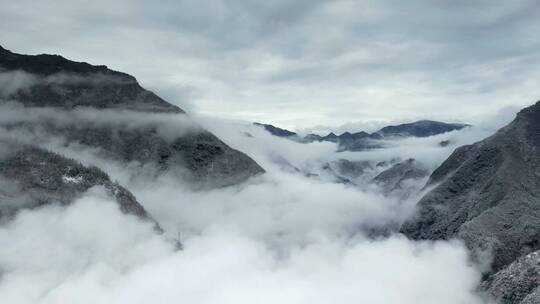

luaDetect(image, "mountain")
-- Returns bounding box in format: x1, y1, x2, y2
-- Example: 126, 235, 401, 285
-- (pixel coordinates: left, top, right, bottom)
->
371, 158, 429, 196
0, 46, 264, 187
0, 142, 160, 228
0, 45, 181, 113
400, 101, 540, 303
377, 120, 469, 138
254, 120, 468, 151
481, 250, 540, 304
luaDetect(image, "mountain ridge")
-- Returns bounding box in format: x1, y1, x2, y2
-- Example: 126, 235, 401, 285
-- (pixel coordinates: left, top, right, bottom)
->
254, 120, 469, 151
0, 45, 183, 113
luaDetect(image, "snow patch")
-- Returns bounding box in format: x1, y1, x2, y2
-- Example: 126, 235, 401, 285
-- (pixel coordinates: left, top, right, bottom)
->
63, 175, 84, 184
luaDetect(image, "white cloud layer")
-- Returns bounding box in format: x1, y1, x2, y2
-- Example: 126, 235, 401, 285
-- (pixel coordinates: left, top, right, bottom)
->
0, 104, 517, 303
0, 189, 486, 304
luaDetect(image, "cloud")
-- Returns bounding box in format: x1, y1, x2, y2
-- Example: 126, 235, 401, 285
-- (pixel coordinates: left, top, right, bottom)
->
1, 0, 539, 128
0, 105, 507, 241
0, 70, 135, 97
197, 111, 514, 177
0, 2, 530, 301
0, 104, 503, 303
0, 190, 485, 304
0, 187, 175, 304
3, 106, 505, 244
0, 103, 202, 144
0, 70, 38, 97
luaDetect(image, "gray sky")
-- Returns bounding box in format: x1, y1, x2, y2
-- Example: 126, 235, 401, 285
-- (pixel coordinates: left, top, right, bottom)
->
1, 0, 540, 130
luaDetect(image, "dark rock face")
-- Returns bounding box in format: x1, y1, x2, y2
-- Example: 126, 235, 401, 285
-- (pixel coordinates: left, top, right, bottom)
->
0, 46, 264, 187
400, 102, 540, 294
377, 120, 469, 138
0, 143, 156, 227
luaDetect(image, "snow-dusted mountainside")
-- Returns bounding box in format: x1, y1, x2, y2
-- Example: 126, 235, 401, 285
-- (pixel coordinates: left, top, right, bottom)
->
0, 142, 159, 228
401, 101, 540, 303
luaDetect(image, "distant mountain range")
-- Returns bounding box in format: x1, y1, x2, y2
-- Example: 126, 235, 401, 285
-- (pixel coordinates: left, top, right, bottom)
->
254, 120, 469, 151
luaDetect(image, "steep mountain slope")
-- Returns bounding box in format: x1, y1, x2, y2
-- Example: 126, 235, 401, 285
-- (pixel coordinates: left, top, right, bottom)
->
0, 142, 159, 228
0, 46, 264, 187
401, 101, 540, 277
481, 249, 540, 304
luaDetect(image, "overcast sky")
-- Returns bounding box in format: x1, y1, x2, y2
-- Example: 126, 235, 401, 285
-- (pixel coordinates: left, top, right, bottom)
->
1, 0, 540, 130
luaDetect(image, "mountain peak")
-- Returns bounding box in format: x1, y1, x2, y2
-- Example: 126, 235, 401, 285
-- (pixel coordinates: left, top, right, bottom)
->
0, 46, 128, 78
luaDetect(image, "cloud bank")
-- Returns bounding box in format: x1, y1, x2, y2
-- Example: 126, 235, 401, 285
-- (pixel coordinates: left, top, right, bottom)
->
1, 0, 539, 128
0, 101, 515, 303
0, 188, 486, 304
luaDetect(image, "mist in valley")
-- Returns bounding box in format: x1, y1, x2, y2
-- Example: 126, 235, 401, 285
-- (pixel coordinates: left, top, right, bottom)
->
0, 100, 517, 303
1, 1, 539, 302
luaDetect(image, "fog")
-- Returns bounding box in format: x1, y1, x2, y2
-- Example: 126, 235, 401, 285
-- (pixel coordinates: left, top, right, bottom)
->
0, 70, 133, 97
0, 105, 514, 303
0, 103, 202, 145
0, 189, 485, 304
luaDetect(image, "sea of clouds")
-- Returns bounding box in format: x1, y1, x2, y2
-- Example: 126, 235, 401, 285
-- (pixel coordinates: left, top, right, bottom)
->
0, 103, 518, 304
